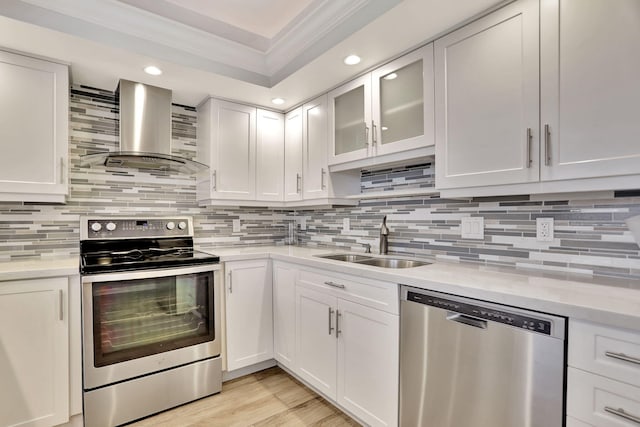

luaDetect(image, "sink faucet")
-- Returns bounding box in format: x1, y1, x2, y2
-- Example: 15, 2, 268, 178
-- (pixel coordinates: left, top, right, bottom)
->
363, 243, 371, 253
379, 215, 389, 254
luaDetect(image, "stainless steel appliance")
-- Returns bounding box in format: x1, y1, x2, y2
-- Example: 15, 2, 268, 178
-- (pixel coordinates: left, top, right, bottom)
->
80, 217, 221, 427
400, 286, 566, 427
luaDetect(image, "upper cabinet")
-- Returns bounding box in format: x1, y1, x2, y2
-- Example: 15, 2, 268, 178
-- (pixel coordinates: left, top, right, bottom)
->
436, 0, 640, 196
435, 0, 540, 190
256, 109, 285, 202
284, 107, 303, 202
0, 50, 69, 203
197, 99, 257, 202
328, 45, 435, 171
540, 0, 640, 182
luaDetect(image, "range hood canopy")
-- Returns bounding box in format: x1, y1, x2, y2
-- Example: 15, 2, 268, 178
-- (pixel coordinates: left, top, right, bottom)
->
81, 79, 208, 174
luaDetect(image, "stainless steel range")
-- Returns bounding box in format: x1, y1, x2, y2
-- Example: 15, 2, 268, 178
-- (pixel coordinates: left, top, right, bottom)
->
79, 217, 221, 427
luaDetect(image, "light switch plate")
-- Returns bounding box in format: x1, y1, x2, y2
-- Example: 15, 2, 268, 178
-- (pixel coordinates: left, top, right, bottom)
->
461, 217, 484, 239
299, 217, 306, 231
343, 218, 350, 232
232, 219, 241, 233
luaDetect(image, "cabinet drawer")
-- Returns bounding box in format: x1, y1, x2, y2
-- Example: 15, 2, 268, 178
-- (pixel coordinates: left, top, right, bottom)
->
568, 368, 640, 427
297, 268, 398, 315
569, 320, 640, 387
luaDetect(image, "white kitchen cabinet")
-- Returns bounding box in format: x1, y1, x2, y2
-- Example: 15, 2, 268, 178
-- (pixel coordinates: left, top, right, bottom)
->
0, 49, 68, 203
435, 0, 540, 190
540, 0, 640, 182
224, 260, 273, 371
567, 319, 640, 427
0, 277, 69, 427
328, 45, 434, 171
302, 95, 330, 200
256, 109, 284, 202
295, 268, 399, 427
197, 98, 257, 202
272, 261, 297, 369
284, 107, 303, 202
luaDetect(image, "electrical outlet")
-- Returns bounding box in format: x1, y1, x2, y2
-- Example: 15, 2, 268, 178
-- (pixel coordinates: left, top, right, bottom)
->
461, 217, 484, 239
536, 217, 554, 241
343, 217, 350, 232
232, 219, 241, 233
299, 217, 307, 231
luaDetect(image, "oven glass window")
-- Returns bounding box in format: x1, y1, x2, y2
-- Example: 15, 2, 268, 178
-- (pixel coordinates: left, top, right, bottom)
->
92, 271, 214, 367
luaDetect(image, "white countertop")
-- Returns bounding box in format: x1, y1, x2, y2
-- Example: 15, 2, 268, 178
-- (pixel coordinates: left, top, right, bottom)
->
0, 256, 79, 282
201, 245, 640, 330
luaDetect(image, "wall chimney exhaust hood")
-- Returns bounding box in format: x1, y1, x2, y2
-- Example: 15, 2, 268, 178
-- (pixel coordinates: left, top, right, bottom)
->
81, 79, 208, 174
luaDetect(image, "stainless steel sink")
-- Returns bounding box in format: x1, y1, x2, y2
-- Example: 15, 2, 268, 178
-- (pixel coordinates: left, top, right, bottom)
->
354, 258, 431, 268
315, 253, 373, 262
314, 253, 430, 268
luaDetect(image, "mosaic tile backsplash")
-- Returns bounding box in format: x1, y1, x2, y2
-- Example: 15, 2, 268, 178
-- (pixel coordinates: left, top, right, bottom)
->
1, 84, 639, 281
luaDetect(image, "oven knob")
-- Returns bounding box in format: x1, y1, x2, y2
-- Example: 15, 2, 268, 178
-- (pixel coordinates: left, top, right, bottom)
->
91, 222, 102, 232
178, 221, 187, 230
166, 221, 176, 230
106, 222, 117, 232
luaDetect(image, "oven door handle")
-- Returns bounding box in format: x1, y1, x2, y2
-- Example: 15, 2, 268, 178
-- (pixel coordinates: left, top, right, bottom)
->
81, 264, 221, 284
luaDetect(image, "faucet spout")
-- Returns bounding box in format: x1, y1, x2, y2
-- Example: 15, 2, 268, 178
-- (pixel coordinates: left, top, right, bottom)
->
379, 215, 389, 255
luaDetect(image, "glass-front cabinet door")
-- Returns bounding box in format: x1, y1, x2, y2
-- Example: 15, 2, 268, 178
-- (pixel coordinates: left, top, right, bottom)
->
328, 74, 372, 165
372, 43, 435, 156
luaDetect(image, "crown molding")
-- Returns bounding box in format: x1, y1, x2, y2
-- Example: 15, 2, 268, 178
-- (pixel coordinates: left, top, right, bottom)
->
3, 0, 399, 87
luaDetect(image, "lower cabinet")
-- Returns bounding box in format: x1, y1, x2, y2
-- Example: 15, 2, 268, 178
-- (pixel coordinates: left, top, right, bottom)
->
295, 268, 399, 427
272, 261, 298, 370
0, 277, 69, 427
224, 259, 273, 371
567, 319, 640, 427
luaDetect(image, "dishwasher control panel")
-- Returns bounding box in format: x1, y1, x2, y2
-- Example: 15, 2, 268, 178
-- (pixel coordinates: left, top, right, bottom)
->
406, 290, 552, 335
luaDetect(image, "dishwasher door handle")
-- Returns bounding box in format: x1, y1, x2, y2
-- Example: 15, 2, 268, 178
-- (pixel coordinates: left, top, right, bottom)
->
446, 313, 488, 329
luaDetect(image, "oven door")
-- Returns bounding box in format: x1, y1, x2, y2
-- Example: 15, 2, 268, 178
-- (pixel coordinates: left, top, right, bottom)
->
82, 264, 221, 390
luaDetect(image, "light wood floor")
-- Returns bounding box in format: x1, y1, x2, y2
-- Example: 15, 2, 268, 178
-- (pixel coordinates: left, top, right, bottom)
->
129, 367, 361, 427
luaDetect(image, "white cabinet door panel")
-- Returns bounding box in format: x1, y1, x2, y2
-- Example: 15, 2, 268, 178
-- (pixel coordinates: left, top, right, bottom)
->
0, 277, 69, 427
256, 109, 284, 201
435, 0, 540, 189
225, 260, 273, 371
541, 0, 640, 181
273, 262, 297, 369
296, 286, 337, 399
337, 299, 399, 427
302, 95, 329, 199
284, 108, 303, 202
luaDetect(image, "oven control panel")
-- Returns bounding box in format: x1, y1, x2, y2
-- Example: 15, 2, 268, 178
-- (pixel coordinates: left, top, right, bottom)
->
81, 217, 192, 239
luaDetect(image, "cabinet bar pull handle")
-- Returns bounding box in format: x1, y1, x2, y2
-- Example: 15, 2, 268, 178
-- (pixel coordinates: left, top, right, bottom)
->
364, 123, 370, 147
526, 128, 533, 168
336, 310, 342, 338
605, 351, 640, 365
59, 289, 64, 321
212, 170, 217, 191
228, 270, 233, 293
544, 124, 551, 166
321, 168, 326, 190
60, 157, 65, 184
604, 407, 640, 424
328, 307, 334, 335
324, 281, 345, 289
296, 173, 301, 193
372, 120, 377, 146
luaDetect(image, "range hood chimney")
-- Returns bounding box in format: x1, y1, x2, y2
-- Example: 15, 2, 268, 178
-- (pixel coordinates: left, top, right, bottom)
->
81, 79, 207, 174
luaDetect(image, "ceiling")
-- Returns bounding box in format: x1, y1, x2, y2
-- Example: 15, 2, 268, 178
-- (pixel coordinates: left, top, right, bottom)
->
0, 0, 502, 109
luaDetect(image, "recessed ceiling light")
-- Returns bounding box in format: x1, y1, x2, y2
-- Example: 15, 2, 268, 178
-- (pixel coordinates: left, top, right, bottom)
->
271, 98, 285, 105
381, 126, 389, 131
144, 65, 162, 76
383, 73, 398, 80
343, 55, 361, 65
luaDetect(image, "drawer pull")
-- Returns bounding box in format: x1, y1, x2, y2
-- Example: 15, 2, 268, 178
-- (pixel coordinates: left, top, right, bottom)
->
605, 407, 640, 425
324, 281, 345, 289
605, 351, 640, 366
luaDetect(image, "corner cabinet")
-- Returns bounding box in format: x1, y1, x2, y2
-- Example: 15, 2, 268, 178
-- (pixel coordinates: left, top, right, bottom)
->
0, 276, 69, 427
256, 109, 285, 202
224, 260, 274, 372
328, 45, 435, 171
436, 0, 640, 197
272, 261, 297, 370
0, 50, 69, 203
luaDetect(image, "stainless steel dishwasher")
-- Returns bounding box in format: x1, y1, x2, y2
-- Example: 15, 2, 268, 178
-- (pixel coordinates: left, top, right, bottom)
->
400, 286, 566, 427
